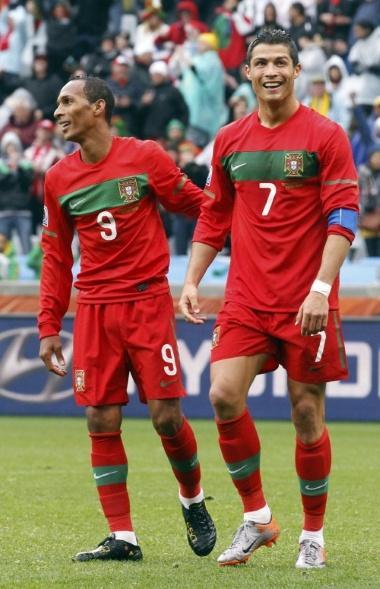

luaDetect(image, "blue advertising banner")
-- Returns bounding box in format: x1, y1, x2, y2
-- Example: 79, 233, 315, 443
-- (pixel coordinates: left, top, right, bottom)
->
0, 316, 379, 421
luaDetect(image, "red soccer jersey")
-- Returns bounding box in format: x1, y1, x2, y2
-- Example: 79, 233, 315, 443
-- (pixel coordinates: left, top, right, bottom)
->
38, 136, 204, 338
194, 105, 359, 312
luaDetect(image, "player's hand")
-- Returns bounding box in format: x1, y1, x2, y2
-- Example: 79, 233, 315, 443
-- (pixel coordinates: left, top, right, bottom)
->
39, 335, 67, 377
295, 291, 329, 336
179, 283, 206, 324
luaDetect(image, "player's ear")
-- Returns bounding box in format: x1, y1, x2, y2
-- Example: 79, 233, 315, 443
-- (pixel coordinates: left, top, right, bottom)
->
93, 98, 106, 117
293, 62, 302, 80
245, 63, 252, 81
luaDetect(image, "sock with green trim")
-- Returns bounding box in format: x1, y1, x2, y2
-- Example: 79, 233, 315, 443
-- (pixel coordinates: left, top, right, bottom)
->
216, 408, 266, 512
160, 418, 201, 499
296, 428, 331, 532
90, 430, 133, 533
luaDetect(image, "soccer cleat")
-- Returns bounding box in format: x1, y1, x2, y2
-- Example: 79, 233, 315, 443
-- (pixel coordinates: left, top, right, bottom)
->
217, 518, 280, 566
72, 534, 143, 562
182, 500, 217, 556
295, 540, 326, 569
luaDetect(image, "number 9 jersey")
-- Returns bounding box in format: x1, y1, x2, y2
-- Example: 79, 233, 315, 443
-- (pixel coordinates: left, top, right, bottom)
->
38, 136, 204, 339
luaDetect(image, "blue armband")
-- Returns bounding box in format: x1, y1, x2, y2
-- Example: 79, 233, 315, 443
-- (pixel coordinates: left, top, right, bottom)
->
327, 208, 358, 233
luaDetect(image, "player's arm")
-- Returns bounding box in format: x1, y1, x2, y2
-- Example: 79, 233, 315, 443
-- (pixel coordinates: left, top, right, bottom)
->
38, 172, 75, 376
296, 125, 359, 336
149, 141, 205, 217
179, 135, 234, 323
295, 234, 350, 336
179, 242, 219, 323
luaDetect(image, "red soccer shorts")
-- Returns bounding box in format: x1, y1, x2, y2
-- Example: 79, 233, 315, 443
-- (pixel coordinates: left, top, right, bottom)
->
72, 293, 186, 406
210, 301, 348, 383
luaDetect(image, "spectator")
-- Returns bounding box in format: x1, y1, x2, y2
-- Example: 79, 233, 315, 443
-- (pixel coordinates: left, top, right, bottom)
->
44, 0, 79, 78
155, 1, 208, 50
212, 0, 253, 75
324, 54, 353, 131
20, 0, 47, 77
0, 232, 19, 279
350, 94, 380, 167
24, 119, 64, 232
295, 32, 327, 101
0, 131, 33, 254
348, 21, 380, 109
304, 75, 341, 123
166, 118, 187, 148
0, 89, 38, 148
106, 55, 147, 136
288, 2, 315, 49
134, 5, 169, 58
139, 60, 189, 140
317, 0, 359, 51
228, 62, 257, 113
74, 0, 114, 56
254, 2, 282, 35
80, 33, 119, 79
22, 51, 62, 120
172, 141, 208, 254
179, 32, 228, 140
358, 144, 380, 256
0, 3, 27, 82
133, 43, 154, 87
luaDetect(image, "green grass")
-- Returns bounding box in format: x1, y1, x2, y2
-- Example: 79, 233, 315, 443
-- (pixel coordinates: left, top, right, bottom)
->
0, 418, 379, 589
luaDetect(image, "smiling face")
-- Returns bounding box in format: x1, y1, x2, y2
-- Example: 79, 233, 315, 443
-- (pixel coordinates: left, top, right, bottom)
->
54, 80, 98, 143
246, 43, 301, 107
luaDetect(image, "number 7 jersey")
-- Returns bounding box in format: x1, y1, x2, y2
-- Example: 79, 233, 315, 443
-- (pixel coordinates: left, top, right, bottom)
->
38, 136, 204, 339
193, 105, 359, 312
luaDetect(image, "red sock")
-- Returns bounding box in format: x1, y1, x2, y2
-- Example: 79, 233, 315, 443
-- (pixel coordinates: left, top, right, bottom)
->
217, 408, 266, 512
160, 418, 201, 498
90, 430, 133, 532
295, 428, 331, 531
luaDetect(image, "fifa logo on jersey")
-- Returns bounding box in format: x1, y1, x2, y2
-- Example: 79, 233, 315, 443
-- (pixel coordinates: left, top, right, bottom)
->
74, 369, 85, 392
42, 205, 49, 227
284, 152, 303, 177
118, 177, 140, 204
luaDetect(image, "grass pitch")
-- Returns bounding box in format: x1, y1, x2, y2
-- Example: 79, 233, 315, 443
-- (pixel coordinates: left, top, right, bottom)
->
0, 417, 379, 589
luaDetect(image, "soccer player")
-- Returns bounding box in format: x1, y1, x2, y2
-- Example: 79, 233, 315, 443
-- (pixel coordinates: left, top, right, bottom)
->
179, 29, 359, 569
38, 76, 216, 562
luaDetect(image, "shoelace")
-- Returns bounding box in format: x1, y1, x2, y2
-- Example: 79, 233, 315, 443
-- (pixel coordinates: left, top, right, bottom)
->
230, 522, 253, 549
302, 541, 320, 564
190, 503, 212, 533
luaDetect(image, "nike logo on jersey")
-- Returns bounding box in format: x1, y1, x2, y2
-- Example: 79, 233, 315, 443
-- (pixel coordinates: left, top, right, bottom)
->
94, 470, 118, 480
70, 198, 85, 209
231, 162, 247, 171
305, 482, 328, 492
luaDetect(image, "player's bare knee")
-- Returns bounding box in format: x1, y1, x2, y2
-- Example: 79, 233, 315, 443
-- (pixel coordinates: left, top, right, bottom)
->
292, 398, 321, 435
209, 385, 238, 420
86, 405, 122, 432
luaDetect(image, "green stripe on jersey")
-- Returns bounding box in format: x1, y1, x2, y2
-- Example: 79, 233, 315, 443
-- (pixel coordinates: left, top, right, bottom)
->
59, 174, 149, 216
226, 452, 260, 480
93, 464, 128, 487
299, 477, 329, 496
222, 150, 319, 182
169, 453, 199, 473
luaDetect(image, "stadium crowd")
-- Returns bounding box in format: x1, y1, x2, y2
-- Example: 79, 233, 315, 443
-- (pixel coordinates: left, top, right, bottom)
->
1, 0, 380, 280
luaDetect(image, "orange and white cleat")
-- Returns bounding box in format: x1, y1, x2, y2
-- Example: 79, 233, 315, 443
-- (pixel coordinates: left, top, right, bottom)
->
217, 518, 280, 566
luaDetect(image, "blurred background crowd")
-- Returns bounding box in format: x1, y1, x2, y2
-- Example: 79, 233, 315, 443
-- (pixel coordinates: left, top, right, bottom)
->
1, 0, 380, 281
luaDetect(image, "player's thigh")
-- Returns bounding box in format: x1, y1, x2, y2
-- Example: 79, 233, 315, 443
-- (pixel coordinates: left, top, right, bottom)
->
73, 303, 129, 406
127, 293, 185, 403
210, 354, 270, 407
279, 310, 348, 383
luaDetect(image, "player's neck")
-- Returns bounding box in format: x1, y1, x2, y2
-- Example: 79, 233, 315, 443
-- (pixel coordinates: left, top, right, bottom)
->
79, 129, 113, 164
257, 97, 300, 129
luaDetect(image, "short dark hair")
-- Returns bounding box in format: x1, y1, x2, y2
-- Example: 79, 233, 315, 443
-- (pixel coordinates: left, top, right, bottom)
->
246, 28, 299, 67
70, 75, 115, 124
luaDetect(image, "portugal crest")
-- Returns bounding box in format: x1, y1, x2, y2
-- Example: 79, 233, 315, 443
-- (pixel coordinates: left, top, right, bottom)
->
284, 152, 304, 177
74, 369, 85, 392
118, 177, 140, 204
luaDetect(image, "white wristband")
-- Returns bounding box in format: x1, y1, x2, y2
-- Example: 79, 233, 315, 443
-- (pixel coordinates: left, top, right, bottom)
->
310, 279, 331, 297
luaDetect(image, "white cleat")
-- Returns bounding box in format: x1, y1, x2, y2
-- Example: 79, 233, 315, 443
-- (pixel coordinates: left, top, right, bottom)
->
217, 518, 280, 566
295, 540, 326, 569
